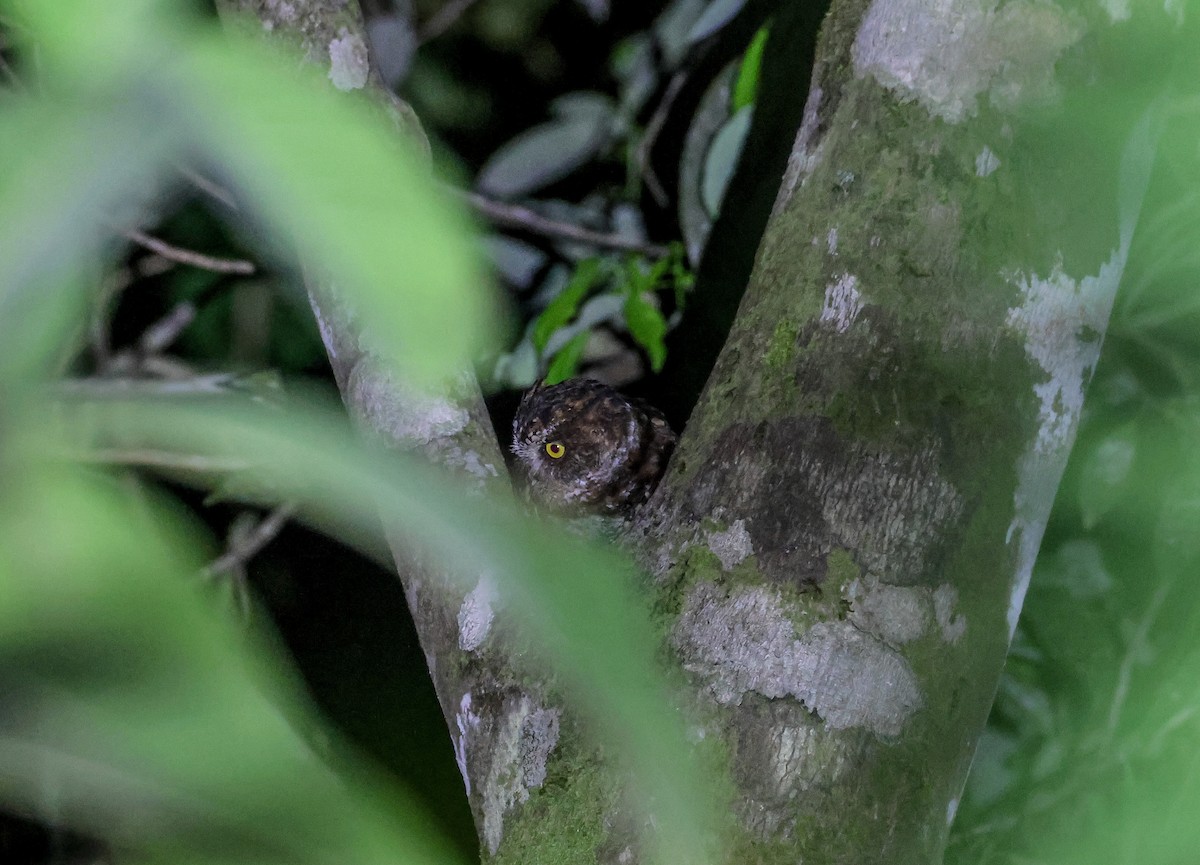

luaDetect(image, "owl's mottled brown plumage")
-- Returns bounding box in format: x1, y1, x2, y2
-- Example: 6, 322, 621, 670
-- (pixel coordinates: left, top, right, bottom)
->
511, 378, 676, 515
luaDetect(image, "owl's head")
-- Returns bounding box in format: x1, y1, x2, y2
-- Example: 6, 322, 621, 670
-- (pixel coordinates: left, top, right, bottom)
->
510, 378, 675, 515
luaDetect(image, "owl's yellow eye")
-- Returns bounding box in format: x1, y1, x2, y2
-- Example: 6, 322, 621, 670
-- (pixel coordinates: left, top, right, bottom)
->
545, 441, 566, 459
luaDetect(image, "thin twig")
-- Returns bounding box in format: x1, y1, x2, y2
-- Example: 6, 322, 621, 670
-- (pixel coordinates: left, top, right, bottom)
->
178, 167, 241, 211
461, 190, 670, 258
1106, 581, 1171, 739
138, 301, 198, 356
124, 229, 256, 275
636, 71, 688, 208
206, 503, 298, 579
418, 0, 483, 43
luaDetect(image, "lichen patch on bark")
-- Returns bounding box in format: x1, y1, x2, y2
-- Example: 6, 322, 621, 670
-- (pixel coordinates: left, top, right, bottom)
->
819, 272, 863, 333
348, 359, 470, 444
458, 693, 564, 855
676, 582, 922, 737
327, 27, 369, 90
852, 0, 1082, 123
704, 519, 754, 571
458, 575, 496, 651
846, 577, 929, 646
1004, 247, 1123, 634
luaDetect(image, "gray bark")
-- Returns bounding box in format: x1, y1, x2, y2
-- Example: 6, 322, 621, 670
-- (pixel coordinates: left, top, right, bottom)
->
215, 0, 1148, 862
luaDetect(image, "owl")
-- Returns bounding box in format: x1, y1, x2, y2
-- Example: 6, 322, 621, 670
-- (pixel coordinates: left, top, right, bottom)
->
511, 378, 676, 515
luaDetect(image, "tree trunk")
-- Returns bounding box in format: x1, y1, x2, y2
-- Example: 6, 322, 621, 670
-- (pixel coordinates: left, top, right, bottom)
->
627, 0, 1147, 860
217, 0, 1149, 861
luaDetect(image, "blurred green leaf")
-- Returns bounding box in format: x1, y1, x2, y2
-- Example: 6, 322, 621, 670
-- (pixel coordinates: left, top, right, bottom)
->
0, 464, 460, 865
544, 330, 590, 384
180, 31, 492, 383
0, 96, 174, 385
702, 105, 751, 219
1077, 423, 1137, 529
531, 257, 601, 351
624, 289, 668, 372
43, 393, 725, 864
731, 27, 768, 111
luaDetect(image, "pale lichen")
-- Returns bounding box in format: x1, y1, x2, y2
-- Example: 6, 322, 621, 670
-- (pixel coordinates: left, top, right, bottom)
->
478, 696, 563, 855
704, 519, 754, 571
846, 577, 929, 646
676, 583, 922, 737
1004, 247, 1123, 634
328, 27, 369, 91
454, 692, 481, 795
457, 575, 496, 652
975, 145, 1001, 177
852, 0, 1083, 123
820, 273, 863, 334
348, 360, 470, 445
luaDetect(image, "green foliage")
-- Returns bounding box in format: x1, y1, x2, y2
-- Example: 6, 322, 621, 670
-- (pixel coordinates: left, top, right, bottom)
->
0, 2, 723, 863
496, 244, 690, 387
731, 26, 768, 111
947, 19, 1200, 862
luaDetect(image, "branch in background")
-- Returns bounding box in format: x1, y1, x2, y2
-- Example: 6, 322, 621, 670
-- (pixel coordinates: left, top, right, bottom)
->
205, 502, 298, 579
124, 229, 257, 275
138, 301, 198, 356
637, 71, 688, 208
462, 189, 671, 258
178, 167, 242, 211
418, 0, 483, 43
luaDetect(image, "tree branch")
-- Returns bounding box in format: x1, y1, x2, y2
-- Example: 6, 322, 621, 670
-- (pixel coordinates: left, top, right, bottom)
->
462, 189, 670, 257
123, 229, 256, 275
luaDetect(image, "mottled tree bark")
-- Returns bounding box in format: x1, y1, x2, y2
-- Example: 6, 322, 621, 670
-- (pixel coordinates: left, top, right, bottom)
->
215, 0, 1150, 862
626, 0, 1146, 860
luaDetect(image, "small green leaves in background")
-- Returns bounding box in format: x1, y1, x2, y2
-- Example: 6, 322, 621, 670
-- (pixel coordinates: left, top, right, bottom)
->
544, 331, 591, 385
496, 245, 689, 387
947, 33, 1200, 863
624, 257, 672, 372
532, 258, 603, 352
1076, 422, 1138, 530
731, 26, 768, 111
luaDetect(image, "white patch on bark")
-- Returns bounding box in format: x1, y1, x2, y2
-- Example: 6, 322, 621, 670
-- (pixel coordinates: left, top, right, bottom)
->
933, 583, 967, 643
676, 583, 923, 737
1004, 248, 1125, 635
705, 519, 754, 570
947, 796, 960, 824
774, 84, 825, 215
820, 273, 864, 333
518, 708, 561, 789
846, 577, 929, 646
444, 446, 502, 492
328, 28, 369, 91
349, 360, 470, 445
975, 146, 1001, 177
480, 697, 562, 855
852, 0, 1083, 123
458, 575, 496, 651
827, 226, 839, 255
454, 692, 481, 795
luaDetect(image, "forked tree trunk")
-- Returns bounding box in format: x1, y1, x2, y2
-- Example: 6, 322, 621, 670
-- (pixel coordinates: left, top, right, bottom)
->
217, 0, 1148, 861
